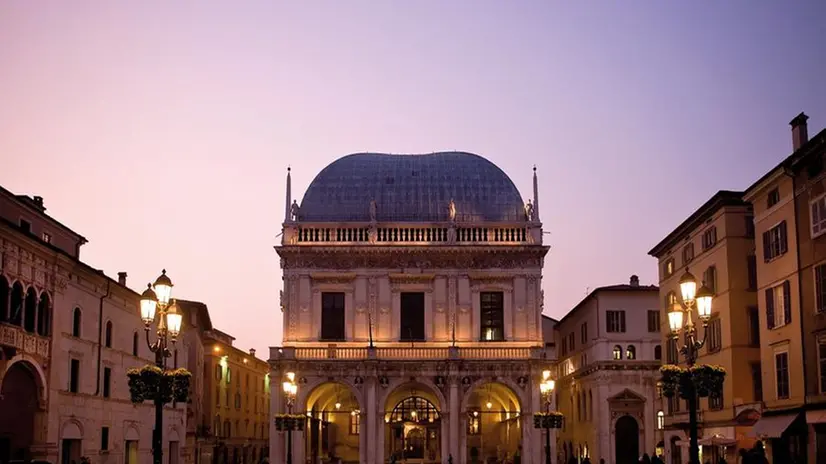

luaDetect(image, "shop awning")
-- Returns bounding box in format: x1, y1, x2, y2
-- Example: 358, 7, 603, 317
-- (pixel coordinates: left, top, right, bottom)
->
805, 410, 826, 424
749, 413, 799, 438
699, 434, 738, 446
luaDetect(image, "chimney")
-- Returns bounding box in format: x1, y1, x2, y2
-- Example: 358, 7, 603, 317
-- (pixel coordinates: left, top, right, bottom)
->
791, 112, 809, 151
117, 272, 127, 286
32, 196, 44, 207
249, 348, 256, 357
630, 275, 640, 287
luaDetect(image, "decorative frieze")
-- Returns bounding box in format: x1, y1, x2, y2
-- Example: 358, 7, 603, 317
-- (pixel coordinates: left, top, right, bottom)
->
309, 272, 357, 284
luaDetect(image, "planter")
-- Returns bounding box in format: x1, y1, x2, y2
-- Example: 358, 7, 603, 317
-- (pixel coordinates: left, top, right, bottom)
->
659, 365, 685, 398
274, 414, 306, 432
659, 364, 726, 399
533, 412, 564, 429
690, 364, 726, 398
126, 364, 190, 404
166, 368, 192, 402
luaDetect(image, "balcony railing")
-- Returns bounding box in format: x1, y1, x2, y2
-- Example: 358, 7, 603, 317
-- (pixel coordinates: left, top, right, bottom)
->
0, 322, 50, 359
271, 345, 546, 361
283, 222, 536, 245
664, 410, 703, 428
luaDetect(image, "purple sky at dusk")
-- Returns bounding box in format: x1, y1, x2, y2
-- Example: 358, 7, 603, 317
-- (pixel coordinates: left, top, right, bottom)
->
2, 1, 825, 357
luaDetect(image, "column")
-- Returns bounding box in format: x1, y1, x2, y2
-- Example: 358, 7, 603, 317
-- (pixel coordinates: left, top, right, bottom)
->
366, 379, 378, 464
270, 373, 283, 463
449, 376, 460, 461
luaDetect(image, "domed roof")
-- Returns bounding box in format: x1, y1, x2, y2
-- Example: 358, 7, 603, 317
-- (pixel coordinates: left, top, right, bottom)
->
298, 152, 526, 222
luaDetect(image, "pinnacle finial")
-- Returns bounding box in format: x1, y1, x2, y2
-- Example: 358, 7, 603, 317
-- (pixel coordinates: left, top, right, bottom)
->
287, 166, 291, 172
533, 165, 537, 172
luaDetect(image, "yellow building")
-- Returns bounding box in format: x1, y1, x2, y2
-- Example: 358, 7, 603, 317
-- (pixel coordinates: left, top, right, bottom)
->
203, 329, 270, 464
649, 190, 761, 463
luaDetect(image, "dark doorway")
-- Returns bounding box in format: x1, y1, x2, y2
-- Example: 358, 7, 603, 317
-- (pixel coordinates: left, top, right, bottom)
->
400, 292, 425, 341
614, 415, 640, 464
0, 362, 39, 462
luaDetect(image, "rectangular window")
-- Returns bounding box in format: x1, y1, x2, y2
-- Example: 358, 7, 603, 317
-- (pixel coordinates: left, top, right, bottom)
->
709, 392, 723, 410
775, 351, 790, 399
812, 195, 826, 238
751, 362, 763, 402
819, 338, 826, 394
69, 359, 80, 393
816, 264, 826, 313
747, 255, 758, 290
663, 259, 675, 278
568, 333, 575, 352
101, 427, 109, 450
707, 318, 722, 353
580, 322, 587, 344
748, 306, 760, 346
703, 266, 717, 294
400, 292, 425, 341
768, 188, 780, 208
702, 227, 717, 250
320, 292, 346, 341
103, 367, 111, 398
766, 281, 792, 329
215, 364, 222, 380
479, 292, 504, 341
19, 219, 31, 233
216, 386, 221, 406
606, 310, 626, 333
682, 243, 695, 265
763, 221, 788, 261
667, 339, 678, 364
745, 215, 755, 237
647, 310, 660, 332
349, 411, 360, 435
42, 232, 52, 244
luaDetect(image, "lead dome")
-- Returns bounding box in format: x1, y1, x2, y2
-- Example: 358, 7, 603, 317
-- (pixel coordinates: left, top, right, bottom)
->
297, 152, 527, 222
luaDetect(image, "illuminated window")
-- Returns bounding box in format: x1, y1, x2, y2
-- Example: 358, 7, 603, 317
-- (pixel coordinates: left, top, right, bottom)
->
480, 292, 504, 341
657, 411, 664, 430
612, 345, 622, 360
626, 345, 636, 360
349, 410, 361, 435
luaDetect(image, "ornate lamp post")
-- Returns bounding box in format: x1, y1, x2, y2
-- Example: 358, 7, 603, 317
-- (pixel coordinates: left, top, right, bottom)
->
281, 372, 298, 464
538, 370, 556, 464
139, 270, 184, 464
667, 269, 714, 464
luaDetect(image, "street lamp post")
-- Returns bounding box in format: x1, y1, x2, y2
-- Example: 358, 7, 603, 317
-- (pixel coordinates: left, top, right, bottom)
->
539, 370, 556, 464
282, 372, 298, 464
139, 270, 184, 464
667, 269, 714, 464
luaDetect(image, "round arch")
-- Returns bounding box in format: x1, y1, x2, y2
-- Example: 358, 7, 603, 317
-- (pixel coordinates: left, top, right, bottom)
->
378, 377, 447, 413
459, 378, 526, 413
61, 419, 84, 440
382, 380, 446, 463
0, 360, 43, 461
461, 380, 524, 464
300, 380, 364, 464
297, 378, 364, 412
4, 356, 48, 407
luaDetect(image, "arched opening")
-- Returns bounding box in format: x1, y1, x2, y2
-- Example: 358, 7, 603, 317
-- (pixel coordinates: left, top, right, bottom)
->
36, 292, 50, 336
654, 345, 662, 361
612, 345, 623, 360
0, 276, 9, 322
105, 321, 113, 348
305, 382, 361, 464
72, 308, 81, 337
626, 345, 636, 360
23, 288, 37, 333
0, 362, 41, 461
614, 415, 640, 464
384, 382, 442, 463
9, 282, 24, 326
464, 382, 522, 463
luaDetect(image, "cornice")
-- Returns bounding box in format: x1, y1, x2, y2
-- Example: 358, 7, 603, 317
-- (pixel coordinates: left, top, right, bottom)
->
388, 273, 436, 282
310, 272, 357, 283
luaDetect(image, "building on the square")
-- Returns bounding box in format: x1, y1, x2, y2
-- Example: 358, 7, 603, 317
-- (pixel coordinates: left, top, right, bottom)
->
649, 190, 762, 463
0, 187, 188, 463
551, 275, 661, 464
204, 329, 270, 464
270, 152, 554, 464
743, 112, 826, 463
177, 299, 215, 464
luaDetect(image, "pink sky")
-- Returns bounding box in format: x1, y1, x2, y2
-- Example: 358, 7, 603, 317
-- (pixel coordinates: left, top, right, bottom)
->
2, 1, 825, 357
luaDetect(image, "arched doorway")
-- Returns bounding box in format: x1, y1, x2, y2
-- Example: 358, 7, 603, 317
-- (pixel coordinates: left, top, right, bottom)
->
304, 382, 362, 464
462, 382, 523, 464
0, 362, 40, 461
615, 415, 640, 464
384, 383, 442, 463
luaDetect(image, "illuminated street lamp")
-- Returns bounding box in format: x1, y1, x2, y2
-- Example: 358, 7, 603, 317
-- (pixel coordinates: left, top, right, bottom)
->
139, 269, 184, 464
539, 370, 556, 464
282, 372, 298, 464
667, 269, 714, 464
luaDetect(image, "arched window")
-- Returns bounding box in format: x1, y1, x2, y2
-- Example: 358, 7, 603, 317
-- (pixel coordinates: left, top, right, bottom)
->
0, 276, 9, 323
23, 287, 37, 332
132, 332, 139, 356
588, 390, 593, 421
214, 415, 221, 437
390, 396, 440, 423
665, 291, 677, 308
612, 345, 622, 360
654, 345, 662, 360
657, 410, 665, 430
223, 420, 231, 438
37, 292, 51, 336
105, 321, 113, 348
626, 345, 637, 360
72, 307, 82, 337
9, 282, 24, 326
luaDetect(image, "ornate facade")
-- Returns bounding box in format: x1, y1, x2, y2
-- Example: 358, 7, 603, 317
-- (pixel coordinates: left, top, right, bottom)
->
0, 187, 188, 463
269, 152, 555, 464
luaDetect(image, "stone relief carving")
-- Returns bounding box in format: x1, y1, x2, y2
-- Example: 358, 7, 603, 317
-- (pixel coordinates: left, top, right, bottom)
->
287, 275, 299, 336
527, 275, 537, 334
278, 247, 546, 270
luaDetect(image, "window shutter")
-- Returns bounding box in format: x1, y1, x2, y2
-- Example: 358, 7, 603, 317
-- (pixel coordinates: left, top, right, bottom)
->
780, 221, 788, 254
783, 280, 792, 324
766, 288, 775, 329
813, 202, 820, 235
763, 231, 771, 261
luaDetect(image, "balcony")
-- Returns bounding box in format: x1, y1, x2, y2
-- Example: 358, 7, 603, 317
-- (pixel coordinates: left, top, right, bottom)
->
664, 410, 704, 428
270, 344, 547, 362
0, 322, 51, 359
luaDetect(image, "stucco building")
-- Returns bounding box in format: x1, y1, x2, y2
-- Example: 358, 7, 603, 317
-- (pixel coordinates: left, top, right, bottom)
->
203, 329, 270, 464
269, 152, 554, 464
0, 187, 188, 463
649, 190, 761, 464
551, 275, 661, 464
